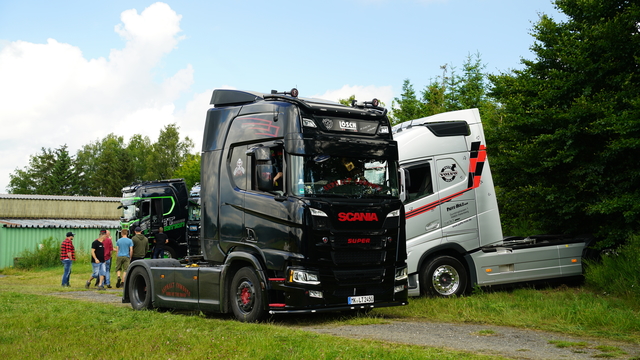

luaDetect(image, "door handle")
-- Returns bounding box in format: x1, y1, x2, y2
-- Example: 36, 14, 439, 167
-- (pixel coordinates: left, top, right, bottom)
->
246, 228, 257, 242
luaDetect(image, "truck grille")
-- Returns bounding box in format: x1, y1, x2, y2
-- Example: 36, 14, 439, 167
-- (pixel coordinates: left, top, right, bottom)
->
331, 251, 386, 265
333, 268, 385, 283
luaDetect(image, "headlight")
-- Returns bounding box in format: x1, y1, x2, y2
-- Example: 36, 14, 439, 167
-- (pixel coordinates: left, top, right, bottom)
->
386, 209, 400, 218
288, 269, 321, 285
395, 267, 408, 281
310, 208, 328, 217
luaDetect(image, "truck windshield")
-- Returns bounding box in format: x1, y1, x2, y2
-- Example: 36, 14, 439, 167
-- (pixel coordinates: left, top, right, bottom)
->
120, 193, 137, 221
289, 155, 399, 198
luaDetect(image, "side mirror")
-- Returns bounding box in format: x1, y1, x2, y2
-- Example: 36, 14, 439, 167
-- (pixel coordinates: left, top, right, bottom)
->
256, 164, 274, 192
399, 168, 407, 203
247, 146, 271, 161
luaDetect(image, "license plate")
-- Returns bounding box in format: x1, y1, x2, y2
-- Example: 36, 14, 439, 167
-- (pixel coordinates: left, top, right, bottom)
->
348, 295, 374, 305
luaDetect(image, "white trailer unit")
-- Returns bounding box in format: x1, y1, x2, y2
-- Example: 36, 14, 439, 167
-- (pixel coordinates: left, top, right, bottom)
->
394, 109, 590, 297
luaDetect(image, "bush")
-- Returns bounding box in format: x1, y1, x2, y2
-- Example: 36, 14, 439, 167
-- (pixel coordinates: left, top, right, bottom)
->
584, 234, 640, 300
14, 237, 61, 269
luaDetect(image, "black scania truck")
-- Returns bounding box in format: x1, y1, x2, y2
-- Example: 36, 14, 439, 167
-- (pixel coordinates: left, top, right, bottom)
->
123, 88, 408, 322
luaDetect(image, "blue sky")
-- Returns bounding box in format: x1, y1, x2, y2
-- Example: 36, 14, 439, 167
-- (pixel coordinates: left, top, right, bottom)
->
0, 0, 564, 193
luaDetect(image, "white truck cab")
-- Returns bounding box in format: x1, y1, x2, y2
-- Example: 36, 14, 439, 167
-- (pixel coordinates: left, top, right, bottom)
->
394, 109, 588, 297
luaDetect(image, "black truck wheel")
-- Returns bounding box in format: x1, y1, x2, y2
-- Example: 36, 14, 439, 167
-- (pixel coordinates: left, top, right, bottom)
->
129, 266, 153, 310
159, 246, 176, 259
421, 255, 468, 297
230, 267, 266, 323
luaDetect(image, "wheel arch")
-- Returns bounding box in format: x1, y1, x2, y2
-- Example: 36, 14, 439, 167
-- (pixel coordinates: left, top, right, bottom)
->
221, 251, 269, 314
415, 243, 477, 293
122, 259, 182, 305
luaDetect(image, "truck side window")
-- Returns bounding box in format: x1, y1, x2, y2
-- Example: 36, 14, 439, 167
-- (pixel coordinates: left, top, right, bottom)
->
404, 162, 433, 203
230, 146, 248, 190
271, 147, 284, 191
250, 144, 283, 194
141, 200, 151, 217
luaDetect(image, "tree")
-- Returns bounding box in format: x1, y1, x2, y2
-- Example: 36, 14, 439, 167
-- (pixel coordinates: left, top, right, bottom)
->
392, 53, 498, 124
174, 153, 201, 190
44, 145, 76, 195
391, 79, 425, 125
144, 124, 194, 181
488, 0, 640, 246
126, 134, 152, 183
95, 134, 135, 197
8, 145, 76, 195
338, 95, 356, 106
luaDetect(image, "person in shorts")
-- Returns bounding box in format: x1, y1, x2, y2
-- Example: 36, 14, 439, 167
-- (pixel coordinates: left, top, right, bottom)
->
86, 230, 107, 290
115, 229, 134, 289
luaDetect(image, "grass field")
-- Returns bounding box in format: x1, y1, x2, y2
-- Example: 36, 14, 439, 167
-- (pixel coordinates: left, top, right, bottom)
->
1, 264, 639, 359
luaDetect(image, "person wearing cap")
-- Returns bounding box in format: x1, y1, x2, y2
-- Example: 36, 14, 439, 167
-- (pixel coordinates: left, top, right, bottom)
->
60, 232, 76, 287
131, 226, 149, 262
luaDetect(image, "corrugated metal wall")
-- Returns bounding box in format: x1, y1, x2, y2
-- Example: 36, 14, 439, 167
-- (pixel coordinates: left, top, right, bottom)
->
0, 198, 120, 219
0, 227, 120, 269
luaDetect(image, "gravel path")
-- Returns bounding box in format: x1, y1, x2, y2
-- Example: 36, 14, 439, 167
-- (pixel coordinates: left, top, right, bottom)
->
304, 321, 640, 359
50, 289, 640, 360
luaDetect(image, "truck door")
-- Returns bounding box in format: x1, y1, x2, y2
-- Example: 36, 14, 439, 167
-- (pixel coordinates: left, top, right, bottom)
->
402, 160, 442, 272
244, 144, 292, 257
435, 154, 480, 252
219, 145, 247, 252
150, 198, 164, 234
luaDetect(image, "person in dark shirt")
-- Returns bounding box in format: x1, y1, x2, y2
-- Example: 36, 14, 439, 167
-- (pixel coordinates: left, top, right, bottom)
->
85, 230, 107, 290
152, 227, 169, 259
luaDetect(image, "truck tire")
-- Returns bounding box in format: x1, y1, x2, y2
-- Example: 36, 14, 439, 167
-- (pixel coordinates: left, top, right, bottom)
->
421, 255, 468, 297
159, 246, 176, 259
129, 266, 153, 310
230, 267, 266, 323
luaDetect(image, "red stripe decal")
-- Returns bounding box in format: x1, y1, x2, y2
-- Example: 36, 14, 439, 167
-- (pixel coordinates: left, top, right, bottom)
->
406, 142, 488, 220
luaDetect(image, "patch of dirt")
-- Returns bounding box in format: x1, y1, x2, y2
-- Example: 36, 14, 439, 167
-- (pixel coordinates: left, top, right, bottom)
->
49, 288, 129, 306
49, 289, 640, 360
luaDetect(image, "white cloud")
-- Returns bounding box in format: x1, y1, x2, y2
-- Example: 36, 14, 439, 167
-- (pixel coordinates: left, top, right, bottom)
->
312, 84, 395, 110
0, 2, 191, 193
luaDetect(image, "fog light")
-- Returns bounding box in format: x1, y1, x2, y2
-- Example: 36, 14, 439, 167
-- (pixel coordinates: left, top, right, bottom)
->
394, 285, 405, 293
308, 290, 323, 299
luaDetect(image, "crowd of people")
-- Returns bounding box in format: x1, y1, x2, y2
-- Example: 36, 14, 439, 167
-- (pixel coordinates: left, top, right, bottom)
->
59, 226, 152, 290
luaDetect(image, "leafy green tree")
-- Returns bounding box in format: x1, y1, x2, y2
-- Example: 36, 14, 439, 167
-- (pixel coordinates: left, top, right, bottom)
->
94, 134, 135, 197
144, 123, 194, 181
174, 153, 201, 190
126, 134, 152, 182
488, 0, 640, 246
338, 95, 356, 106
